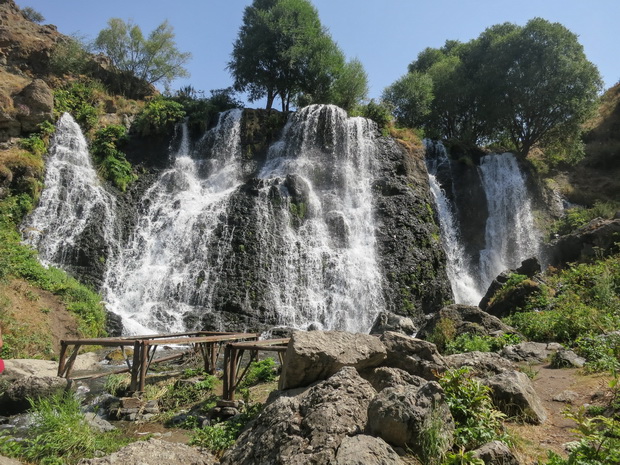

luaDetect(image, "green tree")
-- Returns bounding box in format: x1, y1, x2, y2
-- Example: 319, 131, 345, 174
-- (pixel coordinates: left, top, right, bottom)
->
330, 58, 369, 112
382, 72, 433, 128
485, 18, 602, 156
94, 18, 191, 89
228, 0, 359, 112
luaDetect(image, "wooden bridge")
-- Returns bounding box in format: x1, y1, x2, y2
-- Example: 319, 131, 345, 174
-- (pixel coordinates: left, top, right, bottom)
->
58, 331, 290, 400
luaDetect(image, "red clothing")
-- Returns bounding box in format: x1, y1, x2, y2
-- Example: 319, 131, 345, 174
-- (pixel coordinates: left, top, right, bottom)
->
0, 358, 4, 374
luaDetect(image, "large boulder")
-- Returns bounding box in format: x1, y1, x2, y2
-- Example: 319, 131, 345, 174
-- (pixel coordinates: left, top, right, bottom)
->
417, 304, 515, 340
501, 342, 564, 363
380, 331, 446, 380
222, 367, 378, 465
479, 257, 542, 313
483, 370, 547, 424
472, 440, 520, 465
13, 79, 54, 132
359, 366, 426, 393
1, 354, 101, 380
334, 435, 406, 465
278, 330, 387, 390
445, 351, 519, 376
369, 311, 417, 336
77, 438, 216, 465
367, 381, 454, 455
0, 375, 71, 414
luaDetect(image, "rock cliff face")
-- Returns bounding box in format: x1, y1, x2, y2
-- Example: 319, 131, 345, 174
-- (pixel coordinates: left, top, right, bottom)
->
53, 107, 451, 333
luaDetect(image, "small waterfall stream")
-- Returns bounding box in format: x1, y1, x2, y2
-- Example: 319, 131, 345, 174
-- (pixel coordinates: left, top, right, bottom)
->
426, 144, 540, 304
425, 143, 482, 305
21, 113, 118, 268
102, 110, 243, 334
478, 152, 539, 288
255, 105, 384, 332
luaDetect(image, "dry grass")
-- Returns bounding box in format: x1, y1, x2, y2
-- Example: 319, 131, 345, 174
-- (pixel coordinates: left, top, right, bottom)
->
389, 126, 424, 152
0, 69, 31, 112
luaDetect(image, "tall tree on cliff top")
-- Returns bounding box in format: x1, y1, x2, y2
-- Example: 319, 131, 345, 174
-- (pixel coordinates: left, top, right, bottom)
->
228, 0, 366, 112
94, 18, 191, 90
388, 18, 602, 159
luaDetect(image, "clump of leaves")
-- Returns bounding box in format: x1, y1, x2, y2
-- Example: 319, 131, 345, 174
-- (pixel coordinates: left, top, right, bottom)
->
133, 97, 185, 136
90, 124, 136, 191
445, 333, 522, 355
439, 367, 508, 450
158, 375, 217, 411
238, 358, 278, 389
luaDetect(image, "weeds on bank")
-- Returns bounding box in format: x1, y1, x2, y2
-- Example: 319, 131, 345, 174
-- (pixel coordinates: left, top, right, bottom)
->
0, 392, 132, 465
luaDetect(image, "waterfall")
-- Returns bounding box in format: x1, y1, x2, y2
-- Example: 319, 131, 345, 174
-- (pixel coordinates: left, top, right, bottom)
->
102, 110, 243, 334
478, 153, 539, 288
255, 105, 384, 332
426, 142, 482, 305
21, 113, 118, 268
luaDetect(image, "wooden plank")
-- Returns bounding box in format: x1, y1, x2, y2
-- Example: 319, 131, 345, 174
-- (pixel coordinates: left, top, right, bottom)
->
62, 344, 81, 379
57, 341, 68, 377
129, 341, 142, 392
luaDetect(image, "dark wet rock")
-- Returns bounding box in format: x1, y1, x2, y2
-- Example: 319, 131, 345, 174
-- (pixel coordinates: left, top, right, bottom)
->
0, 376, 71, 414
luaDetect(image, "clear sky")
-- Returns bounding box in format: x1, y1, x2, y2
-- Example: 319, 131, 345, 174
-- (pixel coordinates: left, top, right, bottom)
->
16, 0, 620, 107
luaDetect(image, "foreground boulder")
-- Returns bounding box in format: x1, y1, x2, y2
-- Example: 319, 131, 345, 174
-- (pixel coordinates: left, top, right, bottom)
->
77, 438, 216, 465
278, 331, 387, 390
359, 366, 426, 393
501, 342, 564, 363
367, 381, 454, 454
445, 351, 518, 376
222, 367, 379, 465
483, 370, 547, 424
0, 375, 71, 414
472, 440, 520, 465
380, 332, 446, 380
334, 435, 406, 465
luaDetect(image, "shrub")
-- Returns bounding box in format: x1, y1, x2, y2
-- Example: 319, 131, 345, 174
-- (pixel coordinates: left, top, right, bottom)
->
133, 98, 185, 136
21, 6, 45, 23
49, 36, 90, 76
90, 124, 136, 191
54, 81, 102, 131
439, 367, 508, 450
158, 375, 217, 411
352, 99, 393, 130
19, 135, 46, 157
238, 358, 278, 389
550, 200, 620, 237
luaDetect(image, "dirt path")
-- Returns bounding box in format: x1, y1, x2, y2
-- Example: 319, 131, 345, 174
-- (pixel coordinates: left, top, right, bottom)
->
509, 364, 612, 463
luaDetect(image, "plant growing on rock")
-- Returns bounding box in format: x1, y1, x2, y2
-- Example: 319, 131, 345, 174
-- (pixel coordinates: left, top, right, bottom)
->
90, 124, 136, 191
439, 367, 509, 450
133, 97, 185, 136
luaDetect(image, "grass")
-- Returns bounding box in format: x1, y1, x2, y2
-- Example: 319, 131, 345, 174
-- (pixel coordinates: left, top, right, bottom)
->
0, 392, 133, 465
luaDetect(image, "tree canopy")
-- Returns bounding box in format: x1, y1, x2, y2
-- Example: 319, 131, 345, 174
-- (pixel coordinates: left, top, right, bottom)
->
94, 18, 191, 90
385, 18, 602, 159
228, 0, 367, 112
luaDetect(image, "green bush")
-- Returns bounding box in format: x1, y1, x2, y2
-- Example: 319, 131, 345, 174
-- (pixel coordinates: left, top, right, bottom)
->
445, 333, 522, 355
575, 334, 620, 373
352, 99, 393, 130
550, 200, 620, 237
54, 82, 102, 131
49, 36, 90, 76
238, 358, 278, 389
172, 86, 242, 133
0, 392, 132, 464
90, 124, 136, 191
158, 376, 217, 411
19, 135, 46, 157
439, 367, 508, 450
133, 98, 185, 136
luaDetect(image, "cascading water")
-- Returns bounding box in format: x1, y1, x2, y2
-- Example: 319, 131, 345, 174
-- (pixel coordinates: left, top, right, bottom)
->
254, 105, 384, 332
102, 110, 244, 334
425, 142, 482, 305
21, 113, 118, 268
478, 152, 539, 288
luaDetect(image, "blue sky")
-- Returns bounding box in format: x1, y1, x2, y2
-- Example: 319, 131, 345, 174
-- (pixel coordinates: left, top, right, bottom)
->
17, 0, 620, 107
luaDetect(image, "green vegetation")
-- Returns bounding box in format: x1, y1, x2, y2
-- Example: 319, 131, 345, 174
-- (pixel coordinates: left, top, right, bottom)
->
237, 358, 278, 389
386, 18, 602, 161
133, 97, 185, 136
504, 254, 620, 346
549, 200, 620, 237
21, 6, 45, 23
228, 0, 367, 111
53, 81, 103, 131
0, 392, 133, 464
49, 35, 91, 76
94, 18, 191, 91
90, 124, 136, 191
158, 376, 218, 411
171, 86, 242, 133
439, 367, 509, 451
444, 333, 522, 355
